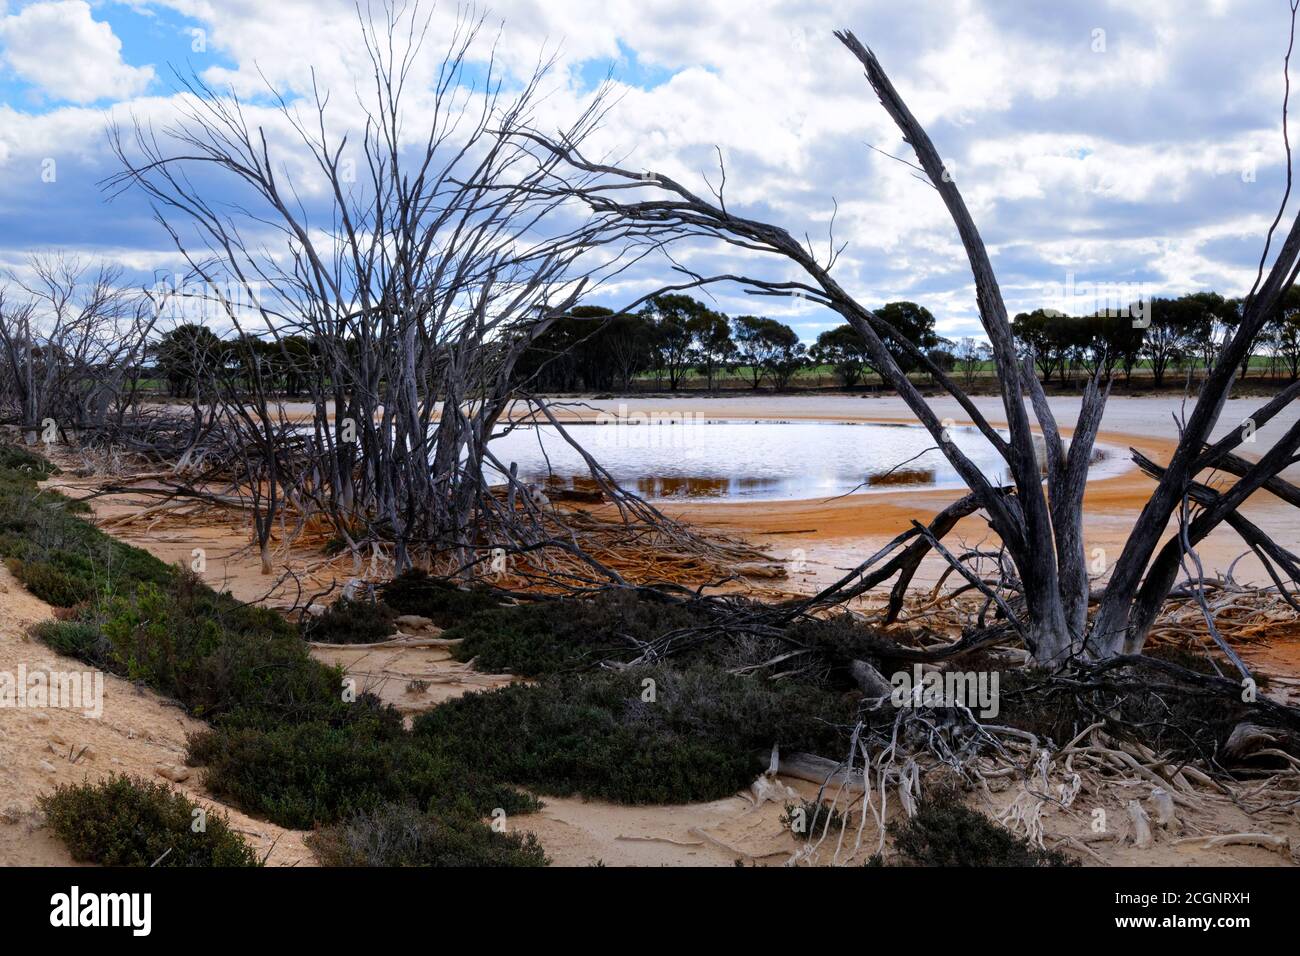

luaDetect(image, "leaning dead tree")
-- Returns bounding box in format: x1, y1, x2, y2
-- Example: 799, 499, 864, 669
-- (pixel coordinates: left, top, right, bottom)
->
99, 2, 740, 585
515, 19, 1300, 665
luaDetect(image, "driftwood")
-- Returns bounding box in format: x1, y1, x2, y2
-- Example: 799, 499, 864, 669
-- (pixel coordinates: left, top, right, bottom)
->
849, 659, 893, 700
1221, 722, 1296, 763
776, 752, 866, 794
1174, 833, 1296, 859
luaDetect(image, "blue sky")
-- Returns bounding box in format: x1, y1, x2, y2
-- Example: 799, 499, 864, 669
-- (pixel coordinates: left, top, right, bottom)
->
0, 0, 1297, 342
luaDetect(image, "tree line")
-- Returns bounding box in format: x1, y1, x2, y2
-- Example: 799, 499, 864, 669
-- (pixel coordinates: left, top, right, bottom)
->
513, 294, 946, 393
509, 288, 1300, 394
30, 283, 1300, 411
137, 285, 1300, 402
1010, 288, 1300, 388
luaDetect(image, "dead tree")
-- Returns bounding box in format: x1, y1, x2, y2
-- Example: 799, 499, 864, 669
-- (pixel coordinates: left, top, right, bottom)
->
103, 3, 619, 572
514, 18, 1300, 664
0, 254, 156, 441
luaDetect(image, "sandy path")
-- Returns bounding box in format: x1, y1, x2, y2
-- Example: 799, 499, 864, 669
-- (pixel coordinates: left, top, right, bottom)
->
309, 637, 516, 715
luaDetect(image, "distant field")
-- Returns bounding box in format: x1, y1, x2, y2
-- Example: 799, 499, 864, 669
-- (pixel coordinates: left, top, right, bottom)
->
623, 357, 1296, 393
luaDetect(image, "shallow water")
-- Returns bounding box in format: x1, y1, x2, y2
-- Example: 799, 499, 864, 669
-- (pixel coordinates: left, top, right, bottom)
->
486, 418, 1042, 502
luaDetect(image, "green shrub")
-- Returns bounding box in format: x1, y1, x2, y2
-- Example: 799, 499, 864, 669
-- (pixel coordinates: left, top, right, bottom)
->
65, 572, 346, 722
40, 774, 260, 867
447, 591, 708, 676
996, 666, 1261, 762
189, 715, 537, 829
308, 802, 547, 867
0, 443, 173, 610
29, 619, 106, 659
6, 557, 93, 606
887, 788, 1074, 867
379, 569, 504, 626
416, 664, 856, 804
303, 597, 396, 644
781, 614, 907, 690
1144, 642, 1220, 676
0, 444, 58, 476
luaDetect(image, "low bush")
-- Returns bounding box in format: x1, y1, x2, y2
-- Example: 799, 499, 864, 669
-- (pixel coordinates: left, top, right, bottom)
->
39, 774, 261, 867
308, 802, 547, 867
6, 556, 96, 607
781, 614, 909, 689
29, 619, 107, 659
189, 715, 537, 829
302, 597, 396, 645
379, 569, 504, 626
1144, 642, 1221, 676
63, 572, 347, 722
887, 787, 1074, 867
0, 443, 58, 477
416, 664, 856, 804
0, 454, 173, 606
0, 445, 369, 726
447, 591, 708, 676
996, 665, 1264, 762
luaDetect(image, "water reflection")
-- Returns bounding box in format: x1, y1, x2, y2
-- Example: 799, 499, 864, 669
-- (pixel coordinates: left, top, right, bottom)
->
486, 419, 1015, 502
867, 467, 936, 488
636, 476, 736, 498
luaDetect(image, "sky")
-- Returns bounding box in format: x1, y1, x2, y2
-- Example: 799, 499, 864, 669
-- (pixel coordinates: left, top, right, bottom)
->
0, 0, 1296, 343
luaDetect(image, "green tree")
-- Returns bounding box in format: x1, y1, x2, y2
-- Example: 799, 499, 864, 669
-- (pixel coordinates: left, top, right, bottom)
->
1141, 297, 1210, 388
732, 315, 805, 390
1077, 311, 1145, 381
872, 301, 940, 376
811, 324, 871, 387
1012, 309, 1078, 385
690, 308, 734, 390
646, 295, 706, 390
1179, 291, 1236, 376
153, 324, 223, 398
1271, 285, 1300, 381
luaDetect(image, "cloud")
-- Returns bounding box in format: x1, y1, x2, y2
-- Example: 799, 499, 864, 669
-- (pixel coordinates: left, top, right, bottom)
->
1, 0, 1298, 342
0, 1, 154, 103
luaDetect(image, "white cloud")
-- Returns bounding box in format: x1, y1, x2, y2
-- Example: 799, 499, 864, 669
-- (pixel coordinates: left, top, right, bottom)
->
0, 1, 154, 103
0, 0, 1297, 341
